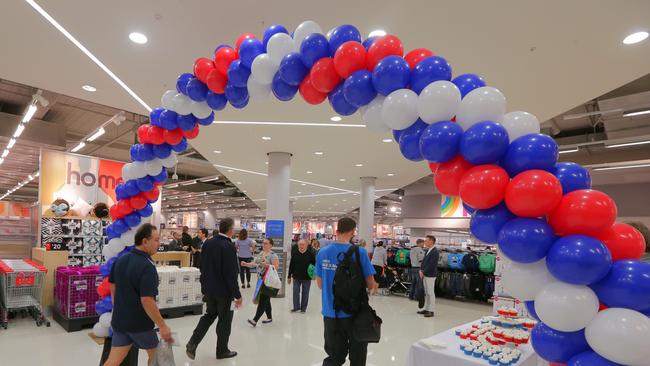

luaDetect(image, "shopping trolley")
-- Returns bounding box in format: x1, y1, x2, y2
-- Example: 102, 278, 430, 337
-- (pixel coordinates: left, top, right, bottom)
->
0, 259, 51, 328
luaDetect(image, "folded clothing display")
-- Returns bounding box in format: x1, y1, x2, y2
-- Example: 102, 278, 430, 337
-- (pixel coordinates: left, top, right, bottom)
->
156, 266, 202, 309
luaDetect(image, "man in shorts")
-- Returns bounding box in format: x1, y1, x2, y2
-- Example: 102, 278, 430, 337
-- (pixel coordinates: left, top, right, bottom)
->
104, 223, 173, 365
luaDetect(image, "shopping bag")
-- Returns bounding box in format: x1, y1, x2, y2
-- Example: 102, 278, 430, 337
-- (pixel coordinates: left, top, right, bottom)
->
260, 283, 280, 298
152, 340, 175, 366
252, 276, 264, 304
263, 265, 282, 289
352, 304, 383, 343
307, 264, 316, 279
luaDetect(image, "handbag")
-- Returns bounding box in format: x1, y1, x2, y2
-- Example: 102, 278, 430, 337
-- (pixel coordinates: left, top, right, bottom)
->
352, 304, 382, 343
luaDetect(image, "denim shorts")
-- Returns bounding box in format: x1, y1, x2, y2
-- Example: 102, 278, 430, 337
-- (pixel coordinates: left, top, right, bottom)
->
112, 328, 159, 350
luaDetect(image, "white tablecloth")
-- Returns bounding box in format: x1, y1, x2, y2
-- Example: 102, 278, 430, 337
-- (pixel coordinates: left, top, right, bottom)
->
406, 320, 547, 366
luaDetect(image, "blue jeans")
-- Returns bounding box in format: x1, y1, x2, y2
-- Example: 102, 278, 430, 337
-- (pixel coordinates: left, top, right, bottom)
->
292, 279, 311, 312
409, 267, 420, 300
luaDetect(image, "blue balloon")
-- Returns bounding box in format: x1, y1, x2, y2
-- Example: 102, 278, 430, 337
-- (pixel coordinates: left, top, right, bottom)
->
362, 36, 379, 50
159, 110, 178, 130
460, 121, 510, 165
106, 226, 119, 241
96, 296, 113, 315
206, 91, 227, 111
263, 24, 289, 51
112, 220, 129, 235
124, 212, 141, 228
225, 83, 249, 106
186, 78, 208, 102
498, 218, 557, 263
152, 168, 167, 183
393, 129, 404, 142
501, 133, 558, 177
229, 96, 249, 109
239, 38, 264, 69
419, 121, 463, 163
129, 145, 142, 162
140, 144, 155, 161
171, 138, 188, 153
124, 180, 140, 197
410, 56, 452, 94
342, 70, 376, 107
115, 183, 127, 201
149, 107, 164, 127
197, 111, 214, 126
552, 162, 591, 194
138, 204, 154, 218
399, 120, 427, 161
568, 351, 625, 366
176, 113, 196, 131
525, 301, 540, 321
546, 235, 612, 285
136, 176, 155, 192
152, 143, 172, 159
470, 203, 515, 244
279, 52, 309, 86
329, 24, 362, 54
328, 83, 358, 116
99, 258, 115, 277
462, 203, 476, 214
176, 73, 193, 94
271, 72, 299, 101
300, 33, 329, 68
452, 73, 486, 98
531, 323, 590, 363
591, 260, 650, 311
227, 60, 251, 88
372, 55, 410, 96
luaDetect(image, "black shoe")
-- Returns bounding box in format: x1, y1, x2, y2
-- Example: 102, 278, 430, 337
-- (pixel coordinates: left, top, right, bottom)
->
300, 310, 306, 314
216, 351, 238, 359
241, 284, 246, 289
247, 319, 257, 327
424, 311, 434, 318
290, 309, 300, 313
417, 310, 427, 315
186, 343, 197, 360
247, 283, 251, 288
262, 319, 273, 324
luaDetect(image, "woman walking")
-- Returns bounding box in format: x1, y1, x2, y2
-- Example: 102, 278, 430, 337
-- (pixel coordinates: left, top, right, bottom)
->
242, 238, 279, 326
236, 229, 256, 288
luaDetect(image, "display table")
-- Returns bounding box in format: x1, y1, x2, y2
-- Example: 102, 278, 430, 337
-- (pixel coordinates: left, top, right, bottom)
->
152, 251, 191, 267
31, 247, 69, 308
406, 320, 547, 366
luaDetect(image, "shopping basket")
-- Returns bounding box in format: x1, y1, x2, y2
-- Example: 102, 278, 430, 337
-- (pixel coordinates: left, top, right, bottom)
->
0, 259, 51, 328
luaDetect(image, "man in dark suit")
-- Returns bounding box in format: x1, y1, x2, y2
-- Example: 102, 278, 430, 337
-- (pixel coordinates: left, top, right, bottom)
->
186, 218, 242, 360
419, 235, 439, 318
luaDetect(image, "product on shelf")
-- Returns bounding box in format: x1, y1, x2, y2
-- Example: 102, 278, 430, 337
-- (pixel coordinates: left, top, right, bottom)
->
41, 218, 111, 267
156, 266, 202, 309
54, 266, 103, 319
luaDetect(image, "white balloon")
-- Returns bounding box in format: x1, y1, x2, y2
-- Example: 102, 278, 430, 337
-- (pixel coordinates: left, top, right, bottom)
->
171, 93, 193, 115
99, 312, 112, 327
130, 161, 147, 179
160, 153, 178, 169
121, 164, 134, 181
247, 76, 272, 101
501, 259, 556, 301
251, 53, 277, 85
102, 244, 118, 260
534, 282, 599, 332
267, 33, 296, 66
418, 81, 462, 124
381, 89, 420, 130
93, 322, 110, 338
108, 237, 125, 252
501, 111, 540, 140
144, 159, 163, 177
362, 96, 390, 133
161, 90, 176, 110
293, 20, 323, 49
586, 308, 650, 365
325, 27, 335, 40
190, 100, 213, 119
456, 86, 506, 130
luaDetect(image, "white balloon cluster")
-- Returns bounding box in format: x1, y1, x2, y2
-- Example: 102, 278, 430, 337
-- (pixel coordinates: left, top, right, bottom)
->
161, 89, 213, 119
93, 312, 112, 338
585, 308, 650, 365
121, 154, 178, 181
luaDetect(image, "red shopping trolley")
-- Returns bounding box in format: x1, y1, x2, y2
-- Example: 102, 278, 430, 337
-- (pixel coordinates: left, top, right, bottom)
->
0, 259, 50, 328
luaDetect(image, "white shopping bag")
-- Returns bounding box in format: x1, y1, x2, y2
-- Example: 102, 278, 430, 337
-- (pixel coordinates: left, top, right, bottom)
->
264, 265, 282, 289
152, 340, 175, 366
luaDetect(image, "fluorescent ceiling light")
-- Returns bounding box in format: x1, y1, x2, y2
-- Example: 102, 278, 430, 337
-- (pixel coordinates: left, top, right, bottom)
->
22, 104, 37, 123
71, 142, 86, 152
559, 147, 579, 154
623, 31, 649, 45
82, 85, 97, 92
14, 124, 25, 138
129, 32, 148, 44
34, 171, 39, 177
390, 207, 397, 213
213, 150, 222, 154
214, 121, 364, 128
606, 140, 650, 148
623, 109, 650, 117
387, 173, 395, 177
25, 0, 152, 111
181, 181, 197, 186
355, 163, 363, 167
236, 181, 242, 184
0, 158, 3, 165
87, 127, 105, 142
261, 136, 271, 141
1, 150, 9, 158
314, 151, 324, 155
594, 163, 650, 171
330, 116, 342, 122
368, 30, 387, 38
306, 171, 313, 174
200, 177, 219, 182
339, 178, 346, 182
7, 139, 16, 149
382, 138, 393, 143
301, 183, 306, 186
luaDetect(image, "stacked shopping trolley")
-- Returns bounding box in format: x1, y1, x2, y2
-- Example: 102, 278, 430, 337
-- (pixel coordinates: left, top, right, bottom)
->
0, 259, 50, 328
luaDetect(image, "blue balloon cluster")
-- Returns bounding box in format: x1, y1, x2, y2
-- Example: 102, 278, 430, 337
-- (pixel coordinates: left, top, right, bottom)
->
419, 121, 463, 163
460, 121, 509, 164
343, 70, 376, 108
410, 56, 452, 94
95, 296, 113, 315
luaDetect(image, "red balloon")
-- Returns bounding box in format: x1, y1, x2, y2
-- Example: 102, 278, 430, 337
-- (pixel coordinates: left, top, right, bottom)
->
142, 188, 160, 202
404, 48, 434, 69
206, 68, 227, 94
599, 303, 608, 312
310, 57, 342, 94
109, 205, 123, 220
428, 162, 439, 174
367, 35, 404, 70
549, 364, 566, 366
182, 124, 200, 140
505, 170, 562, 218
594, 223, 647, 261
214, 47, 238, 75
117, 200, 134, 216
236, 33, 256, 51
548, 189, 617, 236
193, 57, 215, 83
97, 278, 111, 298
137, 125, 150, 144
299, 75, 327, 105
459, 165, 509, 210
434, 155, 473, 196
333, 41, 367, 78
164, 128, 184, 145
147, 126, 165, 145
129, 195, 147, 210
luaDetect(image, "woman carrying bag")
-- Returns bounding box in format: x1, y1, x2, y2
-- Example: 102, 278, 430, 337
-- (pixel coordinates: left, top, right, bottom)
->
242, 238, 279, 327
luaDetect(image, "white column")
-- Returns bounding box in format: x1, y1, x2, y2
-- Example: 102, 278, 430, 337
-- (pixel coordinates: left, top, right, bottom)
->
266, 152, 292, 243
359, 176, 376, 248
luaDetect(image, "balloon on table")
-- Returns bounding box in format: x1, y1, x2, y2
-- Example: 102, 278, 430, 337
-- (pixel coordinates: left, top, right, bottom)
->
470, 203, 515, 244
546, 235, 612, 285
459, 121, 510, 165
531, 323, 590, 364
367, 35, 404, 70
591, 260, 650, 311
381, 88, 419, 130
404, 48, 433, 69
417, 81, 461, 124
372, 55, 410, 96
501, 258, 556, 300
501, 111, 540, 140
409, 56, 452, 94
419, 120, 463, 163
548, 189, 617, 236
505, 170, 563, 218
456, 87, 506, 130
451, 73, 486, 98
585, 308, 650, 366
551, 162, 591, 194
534, 282, 600, 332
567, 351, 625, 366
498, 218, 556, 263
459, 165, 509, 210
501, 133, 559, 177
594, 223, 646, 261
361, 95, 390, 133
398, 119, 427, 161
434, 155, 473, 196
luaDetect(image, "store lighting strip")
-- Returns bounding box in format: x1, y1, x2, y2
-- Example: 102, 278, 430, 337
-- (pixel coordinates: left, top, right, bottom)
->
68, 112, 125, 153
593, 163, 650, 171
214, 121, 365, 128
623, 109, 650, 117
0, 171, 39, 200
558, 147, 579, 154
24, 1, 152, 112
605, 140, 650, 149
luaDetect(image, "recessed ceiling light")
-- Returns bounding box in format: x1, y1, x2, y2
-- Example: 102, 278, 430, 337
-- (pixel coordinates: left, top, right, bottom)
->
355, 163, 363, 167
82, 85, 97, 92
227, 169, 234, 172
297, 192, 302, 194
330, 116, 342, 122
382, 138, 393, 143
243, 190, 247, 193
369, 30, 387, 38
213, 150, 222, 154
301, 183, 306, 186
265, 162, 269, 165
261, 136, 271, 141
306, 171, 312, 174
236, 181, 242, 184
623, 31, 649, 45
339, 178, 346, 182
342, 199, 347, 202
314, 151, 324, 155
129, 32, 148, 44
387, 173, 395, 177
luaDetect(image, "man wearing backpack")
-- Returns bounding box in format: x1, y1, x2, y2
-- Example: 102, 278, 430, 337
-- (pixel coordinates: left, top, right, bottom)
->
315, 217, 377, 366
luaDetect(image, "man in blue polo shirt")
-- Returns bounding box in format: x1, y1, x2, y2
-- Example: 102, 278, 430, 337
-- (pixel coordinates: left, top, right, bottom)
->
316, 217, 376, 366
104, 223, 173, 366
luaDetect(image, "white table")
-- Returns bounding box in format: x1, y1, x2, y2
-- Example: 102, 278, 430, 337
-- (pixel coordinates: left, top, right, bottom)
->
406, 320, 547, 366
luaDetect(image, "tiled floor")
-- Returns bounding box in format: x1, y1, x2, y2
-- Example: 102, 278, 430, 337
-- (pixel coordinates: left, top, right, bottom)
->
0, 286, 491, 365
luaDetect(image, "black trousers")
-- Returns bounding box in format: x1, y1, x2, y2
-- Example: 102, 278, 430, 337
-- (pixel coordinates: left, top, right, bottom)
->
239, 257, 253, 284
188, 296, 233, 355
323, 317, 368, 366
253, 293, 272, 322
373, 265, 384, 288
408, 267, 420, 300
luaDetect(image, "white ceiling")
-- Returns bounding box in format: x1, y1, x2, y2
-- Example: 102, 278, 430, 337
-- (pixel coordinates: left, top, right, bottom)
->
1, 0, 650, 214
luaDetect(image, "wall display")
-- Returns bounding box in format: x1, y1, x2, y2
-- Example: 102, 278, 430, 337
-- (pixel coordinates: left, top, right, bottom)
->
441, 196, 471, 218
41, 217, 110, 266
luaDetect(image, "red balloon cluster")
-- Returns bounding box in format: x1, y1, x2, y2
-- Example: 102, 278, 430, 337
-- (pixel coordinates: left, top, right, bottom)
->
193, 57, 215, 83
147, 126, 165, 145
405, 48, 434, 69
97, 277, 111, 298
142, 187, 160, 202
207, 68, 228, 94
434, 155, 473, 196
164, 128, 184, 145
594, 222, 647, 261
109, 204, 123, 220
548, 189, 617, 236
214, 46, 238, 75
310, 58, 341, 93
137, 125, 150, 144
129, 195, 147, 210
459, 165, 509, 210
182, 124, 200, 140
367, 35, 404, 70
428, 162, 439, 174
333, 41, 367, 78
505, 170, 562, 218
299, 75, 327, 105
117, 200, 134, 216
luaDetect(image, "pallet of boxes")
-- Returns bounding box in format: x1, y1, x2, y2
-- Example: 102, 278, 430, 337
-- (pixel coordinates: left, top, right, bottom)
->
156, 266, 203, 318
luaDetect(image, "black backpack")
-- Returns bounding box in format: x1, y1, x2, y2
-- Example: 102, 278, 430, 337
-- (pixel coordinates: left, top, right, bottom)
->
333, 245, 368, 314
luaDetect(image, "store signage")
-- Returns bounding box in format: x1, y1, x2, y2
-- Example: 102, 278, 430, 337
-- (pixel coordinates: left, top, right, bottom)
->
441, 195, 471, 218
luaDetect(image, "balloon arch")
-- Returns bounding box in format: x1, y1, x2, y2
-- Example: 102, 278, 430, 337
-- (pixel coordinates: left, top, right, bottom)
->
93, 21, 649, 365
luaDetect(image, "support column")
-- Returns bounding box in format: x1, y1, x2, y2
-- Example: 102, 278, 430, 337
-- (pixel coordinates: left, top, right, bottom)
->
266, 152, 291, 298
359, 176, 376, 249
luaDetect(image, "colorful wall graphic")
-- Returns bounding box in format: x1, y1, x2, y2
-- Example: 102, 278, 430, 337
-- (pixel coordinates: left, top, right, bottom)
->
441, 195, 470, 218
